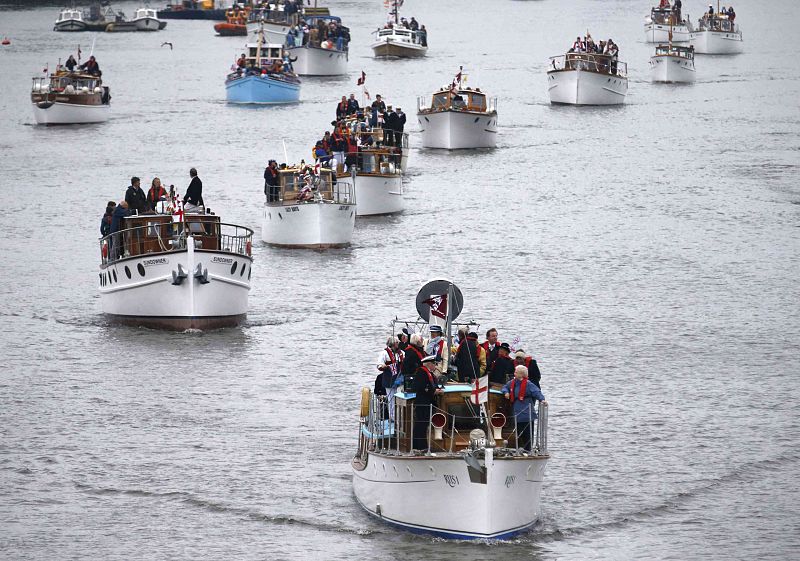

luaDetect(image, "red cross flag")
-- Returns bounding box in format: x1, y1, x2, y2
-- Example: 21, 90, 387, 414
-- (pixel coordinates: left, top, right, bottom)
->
423, 293, 448, 320
471, 375, 489, 405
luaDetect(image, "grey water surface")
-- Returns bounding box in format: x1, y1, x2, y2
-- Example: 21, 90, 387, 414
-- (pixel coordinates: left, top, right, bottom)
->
1, 0, 799, 559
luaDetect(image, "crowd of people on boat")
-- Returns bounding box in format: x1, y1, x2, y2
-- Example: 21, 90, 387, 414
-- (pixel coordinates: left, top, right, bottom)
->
564, 34, 621, 74
653, 0, 683, 23
63, 54, 102, 77
233, 49, 298, 79
381, 16, 427, 46
372, 327, 546, 452
702, 4, 736, 31
285, 17, 350, 51
101, 169, 205, 254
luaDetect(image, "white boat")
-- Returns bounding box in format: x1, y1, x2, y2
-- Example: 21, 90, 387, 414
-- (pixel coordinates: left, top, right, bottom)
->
31, 68, 111, 125
690, 12, 742, 54
650, 43, 696, 83
132, 7, 164, 31
547, 51, 628, 106
99, 209, 253, 330
644, 6, 690, 43
354, 147, 403, 216
417, 74, 497, 149
53, 8, 86, 31
247, 6, 333, 44
286, 44, 347, 76
371, 1, 427, 58
352, 280, 550, 540
262, 166, 355, 248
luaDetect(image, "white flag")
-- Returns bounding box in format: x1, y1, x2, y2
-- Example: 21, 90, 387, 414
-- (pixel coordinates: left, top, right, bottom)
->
471, 375, 489, 405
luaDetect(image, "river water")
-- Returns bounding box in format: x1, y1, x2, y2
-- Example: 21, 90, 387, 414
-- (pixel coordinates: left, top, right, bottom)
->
1, 0, 799, 559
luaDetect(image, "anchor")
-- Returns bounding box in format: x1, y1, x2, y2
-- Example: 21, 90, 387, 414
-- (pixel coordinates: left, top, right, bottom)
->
171, 263, 188, 285
194, 263, 209, 284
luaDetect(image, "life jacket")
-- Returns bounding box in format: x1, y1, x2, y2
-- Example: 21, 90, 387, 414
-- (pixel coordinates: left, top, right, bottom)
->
419, 365, 434, 385
509, 378, 528, 403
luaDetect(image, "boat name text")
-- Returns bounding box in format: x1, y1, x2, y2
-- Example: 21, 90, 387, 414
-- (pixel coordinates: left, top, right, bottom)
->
142, 258, 168, 266
505, 475, 516, 488
286, 206, 299, 212
443, 475, 460, 488
212, 257, 233, 264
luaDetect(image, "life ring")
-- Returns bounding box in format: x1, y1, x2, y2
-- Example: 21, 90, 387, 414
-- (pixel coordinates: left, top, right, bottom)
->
359, 387, 370, 418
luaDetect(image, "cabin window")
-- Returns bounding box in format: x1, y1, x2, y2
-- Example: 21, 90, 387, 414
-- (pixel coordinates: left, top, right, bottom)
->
147, 221, 161, 238
124, 266, 132, 279
432, 93, 448, 109
469, 94, 486, 111
361, 154, 376, 173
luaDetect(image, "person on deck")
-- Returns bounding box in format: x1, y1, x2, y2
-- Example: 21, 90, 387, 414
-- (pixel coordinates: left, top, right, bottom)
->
514, 349, 542, 388
65, 55, 77, 72
401, 333, 425, 392
383, 106, 398, 147
347, 93, 360, 116
426, 324, 445, 360
370, 94, 386, 127
237, 53, 246, 68
502, 365, 547, 452
412, 355, 444, 452
481, 328, 501, 372
453, 329, 486, 383
378, 336, 404, 421
487, 342, 515, 385
264, 160, 279, 202
336, 96, 349, 120
109, 200, 130, 258
146, 177, 168, 212
100, 201, 115, 237
394, 107, 406, 148
184, 167, 204, 213
79, 55, 101, 77
125, 176, 147, 215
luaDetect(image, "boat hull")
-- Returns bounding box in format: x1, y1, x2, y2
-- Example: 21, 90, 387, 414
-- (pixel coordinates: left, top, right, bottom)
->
371, 39, 427, 58
254, 21, 292, 44
157, 9, 226, 20
354, 174, 403, 216
547, 68, 628, 106
225, 74, 300, 104
99, 246, 251, 330
32, 101, 110, 125
352, 452, 548, 539
649, 55, 696, 83
134, 17, 163, 31
214, 22, 247, 36
53, 20, 87, 32
417, 110, 497, 149
287, 45, 347, 76
689, 30, 743, 54
262, 202, 355, 248
644, 22, 690, 43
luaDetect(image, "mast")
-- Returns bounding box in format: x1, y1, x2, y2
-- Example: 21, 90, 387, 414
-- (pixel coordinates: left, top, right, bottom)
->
255, 20, 263, 68
445, 281, 454, 374
394, 0, 399, 26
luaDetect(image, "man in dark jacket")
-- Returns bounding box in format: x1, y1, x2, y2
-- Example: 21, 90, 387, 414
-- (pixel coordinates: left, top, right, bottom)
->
383, 106, 398, 147
454, 330, 486, 382
124, 177, 147, 214
184, 167, 204, 212
264, 160, 279, 202
487, 343, 515, 385
109, 201, 130, 259
412, 355, 443, 451
401, 334, 425, 392
394, 107, 406, 147
346, 93, 359, 115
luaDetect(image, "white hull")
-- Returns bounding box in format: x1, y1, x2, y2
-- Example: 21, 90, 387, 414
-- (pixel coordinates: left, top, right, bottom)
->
254, 21, 291, 44
287, 45, 347, 76
644, 22, 690, 43
417, 110, 497, 149
352, 451, 548, 539
355, 174, 403, 216
134, 17, 161, 31
54, 20, 86, 32
649, 55, 696, 83
262, 202, 355, 248
99, 239, 251, 329
371, 38, 427, 58
547, 68, 628, 106
32, 102, 110, 125
690, 30, 743, 54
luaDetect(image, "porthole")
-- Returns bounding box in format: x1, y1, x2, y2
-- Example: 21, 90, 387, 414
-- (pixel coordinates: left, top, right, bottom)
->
240, 263, 246, 277
112, 269, 117, 282
125, 266, 131, 279
137, 263, 145, 277
230, 262, 238, 275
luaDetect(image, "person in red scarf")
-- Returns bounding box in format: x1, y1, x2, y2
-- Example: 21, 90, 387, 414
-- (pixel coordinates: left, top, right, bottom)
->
502, 365, 547, 451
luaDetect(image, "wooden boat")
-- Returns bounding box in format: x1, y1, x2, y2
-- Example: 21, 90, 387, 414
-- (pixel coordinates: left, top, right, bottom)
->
225, 29, 300, 104
547, 48, 628, 105
31, 67, 110, 125
370, 0, 427, 58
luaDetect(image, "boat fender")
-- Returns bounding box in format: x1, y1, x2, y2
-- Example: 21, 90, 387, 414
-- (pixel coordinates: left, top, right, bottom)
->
101, 241, 108, 259
359, 387, 370, 418
245, 240, 252, 256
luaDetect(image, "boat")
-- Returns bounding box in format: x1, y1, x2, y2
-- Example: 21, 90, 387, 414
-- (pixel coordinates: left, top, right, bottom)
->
31, 66, 110, 125
353, 144, 403, 216
352, 279, 550, 540
371, 1, 427, 58
547, 43, 628, 106
247, 4, 331, 44
157, 0, 227, 20
53, 8, 86, 32
262, 165, 355, 248
225, 30, 301, 104
417, 69, 497, 150
689, 6, 742, 54
644, 4, 690, 43
650, 43, 696, 83
132, 6, 166, 31
99, 202, 254, 330
1, 38, 10, 46
214, 7, 249, 36
283, 16, 350, 76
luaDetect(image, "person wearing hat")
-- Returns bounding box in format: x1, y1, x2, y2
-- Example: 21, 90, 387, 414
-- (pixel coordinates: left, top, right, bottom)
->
383, 105, 398, 147
401, 333, 426, 392
487, 342, 515, 385
412, 355, 444, 451
377, 336, 404, 420
393, 106, 406, 148
263, 159, 279, 202
370, 94, 385, 127
426, 324, 445, 360
453, 329, 486, 383
514, 349, 542, 388
502, 365, 547, 452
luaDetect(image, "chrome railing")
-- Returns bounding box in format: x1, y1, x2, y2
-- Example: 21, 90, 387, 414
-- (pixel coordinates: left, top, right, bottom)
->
271, 179, 354, 205
697, 17, 739, 33
99, 220, 254, 265
549, 53, 627, 77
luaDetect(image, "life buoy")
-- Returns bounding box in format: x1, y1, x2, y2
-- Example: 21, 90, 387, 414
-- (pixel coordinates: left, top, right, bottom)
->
360, 387, 370, 418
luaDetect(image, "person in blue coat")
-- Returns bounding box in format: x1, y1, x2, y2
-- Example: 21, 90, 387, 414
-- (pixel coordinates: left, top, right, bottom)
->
502, 365, 547, 451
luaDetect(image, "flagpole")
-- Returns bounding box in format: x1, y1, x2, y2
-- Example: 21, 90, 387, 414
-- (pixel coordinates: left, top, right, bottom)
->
445, 282, 454, 380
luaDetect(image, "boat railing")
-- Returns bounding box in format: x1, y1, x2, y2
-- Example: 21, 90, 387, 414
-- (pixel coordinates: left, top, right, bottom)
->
100, 219, 253, 265
697, 16, 739, 33
271, 178, 354, 206
357, 390, 548, 458
417, 94, 498, 114
549, 53, 627, 77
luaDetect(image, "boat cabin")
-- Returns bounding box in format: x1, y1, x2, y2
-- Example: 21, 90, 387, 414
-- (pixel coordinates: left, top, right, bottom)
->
56, 9, 83, 23
552, 52, 627, 77
134, 8, 158, 20
650, 6, 681, 25
654, 44, 694, 59
357, 146, 400, 175
420, 88, 494, 114
32, 71, 103, 95
698, 13, 737, 32
245, 43, 284, 67
375, 26, 423, 45
269, 167, 352, 205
